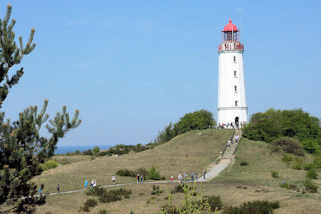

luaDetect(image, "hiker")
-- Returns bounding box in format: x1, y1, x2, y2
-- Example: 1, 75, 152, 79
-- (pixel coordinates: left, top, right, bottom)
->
140, 174, 144, 184
183, 172, 188, 182
136, 174, 140, 184
235, 135, 240, 143
90, 179, 95, 187
84, 179, 88, 188
191, 173, 194, 182
178, 173, 183, 184
93, 180, 97, 187
203, 169, 207, 180
57, 184, 60, 193
170, 175, 174, 182
112, 175, 116, 184
38, 184, 44, 196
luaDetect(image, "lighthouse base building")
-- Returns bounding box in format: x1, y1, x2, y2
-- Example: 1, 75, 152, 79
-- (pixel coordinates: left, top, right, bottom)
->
217, 19, 248, 128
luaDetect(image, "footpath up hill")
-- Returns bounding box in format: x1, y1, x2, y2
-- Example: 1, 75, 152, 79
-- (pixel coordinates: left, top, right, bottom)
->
32, 129, 232, 193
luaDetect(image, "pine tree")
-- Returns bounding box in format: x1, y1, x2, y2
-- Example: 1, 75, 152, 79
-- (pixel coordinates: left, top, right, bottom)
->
0, 5, 81, 213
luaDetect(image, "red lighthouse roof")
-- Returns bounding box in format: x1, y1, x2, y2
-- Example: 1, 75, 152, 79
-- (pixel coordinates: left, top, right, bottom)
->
222, 19, 238, 32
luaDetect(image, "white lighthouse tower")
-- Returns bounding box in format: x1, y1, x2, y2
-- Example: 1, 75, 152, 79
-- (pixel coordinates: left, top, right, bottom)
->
217, 19, 248, 127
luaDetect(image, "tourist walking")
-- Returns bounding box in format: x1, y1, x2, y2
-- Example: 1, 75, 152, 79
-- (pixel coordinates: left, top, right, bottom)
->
178, 173, 183, 184
140, 175, 144, 184
136, 174, 140, 184
203, 169, 207, 180
84, 179, 88, 188
57, 184, 60, 193
112, 175, 116, 184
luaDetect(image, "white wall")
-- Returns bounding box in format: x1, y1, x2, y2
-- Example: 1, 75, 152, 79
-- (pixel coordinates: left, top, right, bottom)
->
217, 47, 248, 125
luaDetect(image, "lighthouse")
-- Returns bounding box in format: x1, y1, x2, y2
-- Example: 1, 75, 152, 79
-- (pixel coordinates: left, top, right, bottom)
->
217, 19, 248, 128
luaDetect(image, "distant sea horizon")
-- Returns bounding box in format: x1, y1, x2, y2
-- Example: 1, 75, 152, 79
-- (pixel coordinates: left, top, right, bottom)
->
55, 145, 112, 154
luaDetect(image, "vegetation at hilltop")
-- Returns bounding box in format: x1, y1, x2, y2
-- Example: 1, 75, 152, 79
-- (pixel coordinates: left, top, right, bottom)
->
0, 5, 81, 213
154, 109, 216, 145
243, 109, 321, 153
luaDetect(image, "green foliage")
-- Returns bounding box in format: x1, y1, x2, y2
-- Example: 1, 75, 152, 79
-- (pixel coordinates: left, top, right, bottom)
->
292, 158, 304, 170
303, 163, 314, 170
115, 167, 149, 178
306, 168, 318, 179
271, 137, 304, 156
0, 5, 81, 213
271, 171, 279, 178
151, 185, 163, 195
40, 160, 59, 171
240, 161, 249, 166
92, 146, 100, 156
313, 156, 321, 168
98, 209, 108, 214
279, 181, 297, 191
148, 167, 161, 180
80, 198, 97, 212
303, 179, 318, 193
86, 186, 132, 203
154, 110, 216, 145
201, 195, 223, 212
243, 109, 321, 153
223, 200, 280, 214
171, 184, 191, 194
281, 154, 293, 163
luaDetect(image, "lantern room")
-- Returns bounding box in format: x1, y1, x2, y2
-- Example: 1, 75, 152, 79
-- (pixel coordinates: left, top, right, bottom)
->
222, 19, 239, 41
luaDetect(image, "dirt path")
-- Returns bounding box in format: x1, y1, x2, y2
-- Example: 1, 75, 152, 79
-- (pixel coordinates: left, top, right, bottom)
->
197, 129, 241, 182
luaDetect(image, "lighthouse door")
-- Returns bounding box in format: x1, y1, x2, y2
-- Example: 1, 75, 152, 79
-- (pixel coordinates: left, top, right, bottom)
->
235, 117, 239, 128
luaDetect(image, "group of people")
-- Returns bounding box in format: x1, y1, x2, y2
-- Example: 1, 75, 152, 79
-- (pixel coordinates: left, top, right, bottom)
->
217, 122, 246, 129
176, 170, 207, 183
84, 179, 97, 188
136, 174, 144, 184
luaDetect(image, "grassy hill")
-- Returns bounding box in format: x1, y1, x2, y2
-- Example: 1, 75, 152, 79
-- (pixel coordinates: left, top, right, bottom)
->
33, 130, 321, 214
34, 129, 232, 213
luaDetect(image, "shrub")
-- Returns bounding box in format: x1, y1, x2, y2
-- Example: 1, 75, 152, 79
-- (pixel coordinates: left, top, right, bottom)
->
306, 168, 318, 179
303, 163, 314, 170
272, 137, 304, 156
135, 167, 148, 177
148, 167, 161, 180
151, 185, 163, 195
313, 157, 321, 168
40, 160, 59, 171
92, 146, 100, 156
86, 185, 105, 197
279, 181, 297, 190
292, 158, 304, 170
303, 179, 318, 193
240, 161, 248, 166
98, 209, 108, 214
271, 171, 279, 178
161, 204, 180, 214
223, 200, 280, 214
202, 195, 223, 211
116, 169, 136, 177
99, 188, 132, 203
83, 149, 93, 156
80, 198, 97, 212
281, 154, 293, 163
171, 184, 185, 194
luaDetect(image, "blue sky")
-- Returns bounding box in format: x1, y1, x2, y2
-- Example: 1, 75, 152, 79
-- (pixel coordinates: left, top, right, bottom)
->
2, 0, 321, 146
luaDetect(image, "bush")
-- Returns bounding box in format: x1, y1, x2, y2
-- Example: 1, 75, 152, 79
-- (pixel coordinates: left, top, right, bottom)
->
240, 161, 249, 166
272, 137, 304, 156
202, 195, 223, 211
86, 185, 105, 197
279, 181, 297, 190
99, 188, 132, 203
171, 184, 185, 194
116, 169, 136, 177
281, 154, 293, 163
40, 160, 59, 171
271, 171, 279, 178
148, 167, 161, 180
98, 209, 108, 214
242, 109, 321, 152
161, 204, 180, 214
92, 146, 100, 156
151, 185, 163, 195
313, 157, 321, 168
223, 200, 280, 214
292, 158, 304, 170
303, 163, 314, 170
80, 198, 98, 212
306, 168, 318, 179
303, 179, 318, 193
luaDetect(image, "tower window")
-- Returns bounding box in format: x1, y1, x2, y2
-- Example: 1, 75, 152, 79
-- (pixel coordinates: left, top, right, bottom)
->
233, 56, 236, 63
234, 70, 237, 77
235, 100, 238, 107
234, 85, 237, 93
